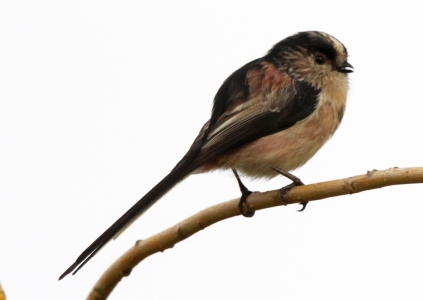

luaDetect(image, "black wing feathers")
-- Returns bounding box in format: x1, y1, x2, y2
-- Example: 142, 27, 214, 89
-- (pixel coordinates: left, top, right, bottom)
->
210, 59, 261, 128
196, 80, 319, 165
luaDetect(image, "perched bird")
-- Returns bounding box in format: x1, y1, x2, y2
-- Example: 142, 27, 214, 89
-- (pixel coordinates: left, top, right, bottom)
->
59, 31, 353, 280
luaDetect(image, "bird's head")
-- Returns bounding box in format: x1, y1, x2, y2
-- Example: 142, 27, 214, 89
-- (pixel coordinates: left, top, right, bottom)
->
267, 31, 353, 89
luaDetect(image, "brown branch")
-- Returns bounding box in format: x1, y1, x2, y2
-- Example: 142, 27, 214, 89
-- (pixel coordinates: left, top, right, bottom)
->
0, 282, 6, 300
86, 167, 423, 300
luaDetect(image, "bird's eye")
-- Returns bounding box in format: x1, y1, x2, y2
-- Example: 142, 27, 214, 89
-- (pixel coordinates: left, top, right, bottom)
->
314, 55, 325, 65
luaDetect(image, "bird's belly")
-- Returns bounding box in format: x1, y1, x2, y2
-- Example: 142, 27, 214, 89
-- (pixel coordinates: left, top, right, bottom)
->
217, 101, 342, 178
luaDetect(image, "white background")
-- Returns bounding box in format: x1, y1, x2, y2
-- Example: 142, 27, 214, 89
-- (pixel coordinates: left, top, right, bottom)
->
1, 1, 423, 299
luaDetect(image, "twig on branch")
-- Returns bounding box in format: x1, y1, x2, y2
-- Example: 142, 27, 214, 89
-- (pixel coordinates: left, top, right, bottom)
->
86, 167, 423, 300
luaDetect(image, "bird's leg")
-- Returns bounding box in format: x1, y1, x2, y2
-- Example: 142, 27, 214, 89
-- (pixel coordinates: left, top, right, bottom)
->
271, 167, 308, 212
232, 169, 255, 217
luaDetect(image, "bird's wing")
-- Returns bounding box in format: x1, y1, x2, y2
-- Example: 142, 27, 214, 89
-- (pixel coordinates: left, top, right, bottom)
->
193, 59, 320, 166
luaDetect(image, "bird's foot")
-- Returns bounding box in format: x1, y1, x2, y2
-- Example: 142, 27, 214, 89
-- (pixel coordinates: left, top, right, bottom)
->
232, 169, 255, 217
272, 167, 308, 212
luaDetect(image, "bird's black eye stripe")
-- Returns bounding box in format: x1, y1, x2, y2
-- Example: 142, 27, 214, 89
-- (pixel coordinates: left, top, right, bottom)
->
314, 55, 325, 65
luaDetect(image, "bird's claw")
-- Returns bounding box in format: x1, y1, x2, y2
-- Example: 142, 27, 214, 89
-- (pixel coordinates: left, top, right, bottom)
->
297, 201, 309, 212
273, 168, 308, 212
238, 190, 255, 217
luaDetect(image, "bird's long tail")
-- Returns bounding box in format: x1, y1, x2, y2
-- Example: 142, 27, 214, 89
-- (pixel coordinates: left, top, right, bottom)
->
59, 155, 199, 280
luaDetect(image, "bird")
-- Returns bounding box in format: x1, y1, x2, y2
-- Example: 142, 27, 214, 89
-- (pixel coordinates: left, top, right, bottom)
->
59, 31, 353, 280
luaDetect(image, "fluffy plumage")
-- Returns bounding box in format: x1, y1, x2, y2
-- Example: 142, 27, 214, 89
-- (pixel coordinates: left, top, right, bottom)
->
59, 31, 353, 280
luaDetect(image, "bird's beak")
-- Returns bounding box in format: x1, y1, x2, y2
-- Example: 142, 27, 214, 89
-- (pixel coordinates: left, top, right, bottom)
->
337, 61, 354, 73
